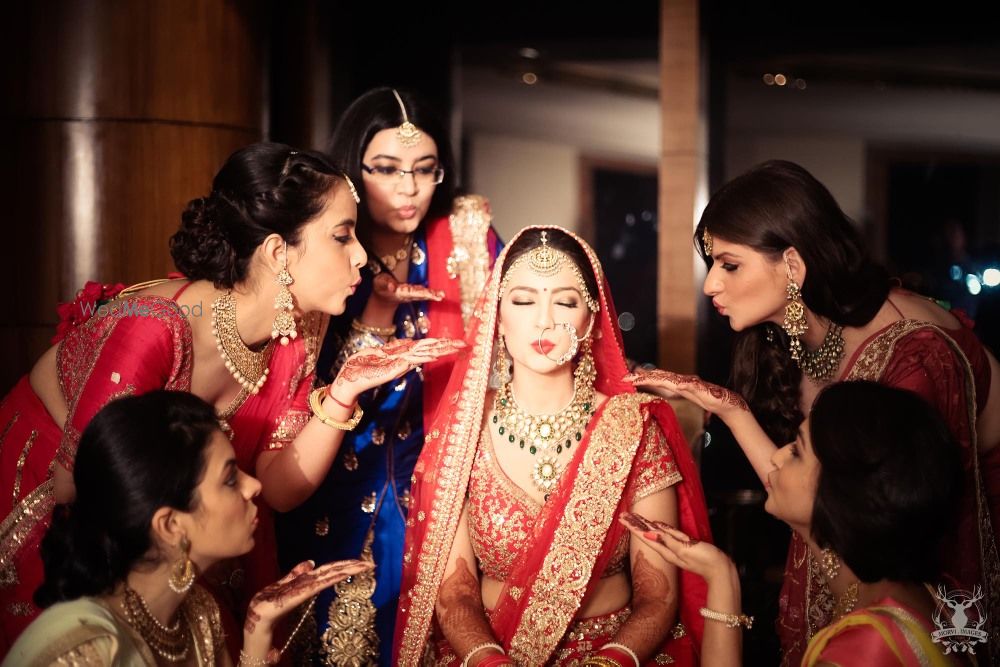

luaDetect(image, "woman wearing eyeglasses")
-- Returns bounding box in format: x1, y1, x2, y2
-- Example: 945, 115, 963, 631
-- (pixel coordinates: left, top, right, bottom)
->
277, 87, 502, 665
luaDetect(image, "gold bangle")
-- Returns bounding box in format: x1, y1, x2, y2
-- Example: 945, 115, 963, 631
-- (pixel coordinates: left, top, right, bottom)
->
309, 387, 363, 431
461, 642, 504, 667
351, 318, 396, 337
582, 658, 624, 667
699, 606, 754, 629
237, 649, 274, 666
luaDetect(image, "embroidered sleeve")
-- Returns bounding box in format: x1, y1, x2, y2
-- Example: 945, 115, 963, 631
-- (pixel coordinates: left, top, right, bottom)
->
56, 299, 193, 470
630, 418, 683, 503
51, 636, 117, 665
265, 313, 321, 452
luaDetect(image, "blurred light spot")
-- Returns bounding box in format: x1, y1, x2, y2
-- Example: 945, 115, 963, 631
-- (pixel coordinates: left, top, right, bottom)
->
521, 72, 538, 85
618, 312, 636, 331
624, 213, 636, 226
950, 264, 962, 281
794, 78, 807, 90
984, 267, 1000, 287
641, 210, 653, 222
966, 274, 982, 296
774, 73, 787, 86
519, 47, 540, 59
611, 242, 626, 260
763, 73, 775, 85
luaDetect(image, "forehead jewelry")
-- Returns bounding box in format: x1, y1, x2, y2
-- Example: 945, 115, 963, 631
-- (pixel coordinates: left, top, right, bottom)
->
500, 231, 600, 312
702, 227, 713, 256
391, 89, 422, 147
343, 175, 361, 204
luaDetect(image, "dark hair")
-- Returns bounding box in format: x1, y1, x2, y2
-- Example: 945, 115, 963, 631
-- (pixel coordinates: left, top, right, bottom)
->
35, 391, 220, 607
170, 142, 350, 288
326, 87, 455, 249
501, 228, 600, 305
809, 381, 962, 584
696, 160, 891, 443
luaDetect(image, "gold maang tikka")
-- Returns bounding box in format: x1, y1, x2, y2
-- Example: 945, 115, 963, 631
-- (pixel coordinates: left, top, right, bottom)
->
499, 231, 599, 312
391, 89, 422, 147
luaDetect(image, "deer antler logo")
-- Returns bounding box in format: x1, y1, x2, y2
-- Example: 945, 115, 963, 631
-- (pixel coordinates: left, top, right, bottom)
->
931, 584, 988, 655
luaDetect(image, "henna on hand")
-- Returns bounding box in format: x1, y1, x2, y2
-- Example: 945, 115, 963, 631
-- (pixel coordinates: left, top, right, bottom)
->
436, 556, 499, 658
624, 369, 749, 411
246, 560, 371, 631
244, 606, 261, 634
612, 549, 675, 660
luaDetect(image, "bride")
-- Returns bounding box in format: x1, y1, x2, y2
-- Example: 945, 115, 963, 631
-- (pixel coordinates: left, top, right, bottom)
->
393, 227, 713, 666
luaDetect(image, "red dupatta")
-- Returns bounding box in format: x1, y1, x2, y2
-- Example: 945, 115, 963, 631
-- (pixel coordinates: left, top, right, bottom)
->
393, 226, 711, 665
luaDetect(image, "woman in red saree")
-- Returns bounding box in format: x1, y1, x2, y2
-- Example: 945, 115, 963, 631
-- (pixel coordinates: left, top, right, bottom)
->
0, 143, 462, 655
393, 226, 712, 666
628, 160, 1000, 665
621, 382, 973, 666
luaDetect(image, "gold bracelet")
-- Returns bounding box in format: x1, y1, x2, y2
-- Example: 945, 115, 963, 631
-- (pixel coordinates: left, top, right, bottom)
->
699, 606, 754, 629
237, 649, 273, 666
309, 387, 363, 431
582, 658, 624, 667
351, 317, 396, 337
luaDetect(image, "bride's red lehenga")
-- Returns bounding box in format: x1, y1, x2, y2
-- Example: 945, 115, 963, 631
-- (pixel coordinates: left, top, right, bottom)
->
393, 226, 713, 666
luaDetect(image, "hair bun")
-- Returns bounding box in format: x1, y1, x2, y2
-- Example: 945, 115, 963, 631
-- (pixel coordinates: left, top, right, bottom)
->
169, 194, 239, 287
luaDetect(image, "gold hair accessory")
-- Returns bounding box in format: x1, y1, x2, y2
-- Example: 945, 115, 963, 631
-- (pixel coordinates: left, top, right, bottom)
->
309, 387, 363, 431
272, 243, 298, 346
212, 291, 273, 395
782, 266, 808, 362
699, 606, 754, 630
343, 175, 361, 204
499, 231, 599, 312
168, 536, 196, 594
702, 228, 713, 255
391, 89, 422, 147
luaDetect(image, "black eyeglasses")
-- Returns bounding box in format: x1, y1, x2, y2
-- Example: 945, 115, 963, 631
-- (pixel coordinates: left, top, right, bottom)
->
361, 163, 445, 185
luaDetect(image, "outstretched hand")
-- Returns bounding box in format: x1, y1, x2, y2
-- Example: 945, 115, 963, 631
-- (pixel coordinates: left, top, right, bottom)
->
372, 272, 444, 304
620, 512, 733, 584
623, 369, 749, 417
244, 559, 373, 637
333, 337, 466, 396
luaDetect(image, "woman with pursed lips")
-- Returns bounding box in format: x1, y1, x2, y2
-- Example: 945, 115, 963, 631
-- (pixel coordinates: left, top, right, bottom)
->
621, 382, 970, 666
5, 391, 374, 667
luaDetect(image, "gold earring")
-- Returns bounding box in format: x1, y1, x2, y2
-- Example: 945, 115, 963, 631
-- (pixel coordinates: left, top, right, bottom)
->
573, 337, 596, 394
168, 536, 195, 594
819, 547, 841, 580
782, 273, 808, 362
495, 334, 511, 385
272, 247, 297, 346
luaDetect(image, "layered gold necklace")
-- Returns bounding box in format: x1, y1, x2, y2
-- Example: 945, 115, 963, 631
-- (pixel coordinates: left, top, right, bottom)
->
211, 290, 273, 395
121, 585, 191, 662
799, 322, 846, 382
492, 381, 595, 494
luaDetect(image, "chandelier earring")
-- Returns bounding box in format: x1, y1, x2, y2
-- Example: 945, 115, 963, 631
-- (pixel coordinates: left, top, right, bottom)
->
168, 536, 195, 594
495, 333, 512, 385
272, 243, 298, 346
573, 336, 597, 394
782, 265, 808, 362
819, 547, 842, 580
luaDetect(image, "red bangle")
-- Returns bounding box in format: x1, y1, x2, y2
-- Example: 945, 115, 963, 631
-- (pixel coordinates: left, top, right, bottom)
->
325, 385, 356, 410
476, 656, 513, 667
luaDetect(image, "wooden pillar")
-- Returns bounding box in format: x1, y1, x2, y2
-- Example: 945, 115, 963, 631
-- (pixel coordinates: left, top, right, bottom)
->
0, 1, 264, 393
658, 0, 706, 373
